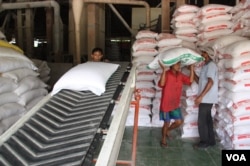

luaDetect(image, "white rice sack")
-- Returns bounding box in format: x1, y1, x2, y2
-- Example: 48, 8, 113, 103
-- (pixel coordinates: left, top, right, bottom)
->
223, 65, 250, 81
232, 133, 250, 145
197, 29, 233, 41
174, 27, 198, 35
41, 76, 50, 84
156, 33, 182, 47
136, 70, 156, 81
0, 92, 19, 106
222, 90, 250, 106
135, 30, 158, 39
25, 95, 44, 111
1, 68, 39, 83
232, 10, 246, 21
176, 34, 198, 42
210, 35, 247, 50
199, 20, 233, 32
173, 12, 197, 22
181, 40, 197, 50
159, 47, 204, 67
199, 4, 233, 15
158, 45, 182, 53
234, 143, 250, 150
177, 4, 200, 13
242, 9, 250, 19
241, 27, 250, 37
136, 80, 155, 89
200, 13, 232, 24
136, 87, 156, 98
0, 114, 21, 135
0, 46, 33, 63
0, 57, 37, 72
132, 56, 155, 65
132, 48, 158, 57
0, 103, 25, 121
218, 53, 250, 69
229, 100, 250, 117
242, 18, 250, 27
14, 76, 48, 96
147, 54, 160, 70
0, 77, 18, 94
230, 2, 245, 14
220, 79, 250, 92
219, 40, 250, 58
132, 38, 157, 51
172, 21, 196, 29
182, 105, 199, 114
182, 96, 196, 106
18, 88, 48, 106
183, 113, 198, 123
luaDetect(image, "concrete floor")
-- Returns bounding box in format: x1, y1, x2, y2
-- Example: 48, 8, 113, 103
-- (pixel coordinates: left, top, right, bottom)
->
116, 127, 222, 166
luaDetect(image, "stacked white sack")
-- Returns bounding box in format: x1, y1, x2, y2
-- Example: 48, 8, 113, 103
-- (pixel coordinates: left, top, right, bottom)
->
125, 64, 156, 127
196, 4, 234, 47
0, 43, 48, 135
214, 38, 250, 149
131, 30, 158, 66
151, 68, 165, 127
180, 65, 200, 138
171, 4, 200, 50
32, 59, 51, 90
156, 33, 182, 53
230, 0, 250, 37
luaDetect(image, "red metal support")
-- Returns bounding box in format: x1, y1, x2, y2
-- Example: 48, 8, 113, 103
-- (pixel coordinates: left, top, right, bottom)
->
130, 89, 141, 166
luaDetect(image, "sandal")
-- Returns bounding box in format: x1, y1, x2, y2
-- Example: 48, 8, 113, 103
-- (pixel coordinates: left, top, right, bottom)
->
160, 141, 168, 148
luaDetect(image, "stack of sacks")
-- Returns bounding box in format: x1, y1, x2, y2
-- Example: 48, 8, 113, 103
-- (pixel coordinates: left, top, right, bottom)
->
156, 33, 182, 53
0, 41, 48, 135
214, 38, 250, 149
196, 4, 234, 47
125, 64, 156, 127
230, 0, 250, 37
131, 30, 158, 65
32, 59, 51, 89
171, 4, 200, 50
151, 68, 166, 127
180, 65, 199, 138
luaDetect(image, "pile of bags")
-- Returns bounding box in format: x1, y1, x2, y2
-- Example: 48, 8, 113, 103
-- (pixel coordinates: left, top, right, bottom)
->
0, 39, 49, 135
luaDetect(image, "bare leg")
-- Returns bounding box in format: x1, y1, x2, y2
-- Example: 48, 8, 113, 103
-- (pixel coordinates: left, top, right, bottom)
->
161, 122, 170, 146
167, 119, 183, 137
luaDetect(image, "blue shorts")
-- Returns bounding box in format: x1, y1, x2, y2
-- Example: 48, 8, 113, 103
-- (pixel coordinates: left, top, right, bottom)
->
159, 108, 182, 122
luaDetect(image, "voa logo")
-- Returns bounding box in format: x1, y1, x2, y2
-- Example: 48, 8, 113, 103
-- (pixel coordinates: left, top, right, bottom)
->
226, 154, 247, 161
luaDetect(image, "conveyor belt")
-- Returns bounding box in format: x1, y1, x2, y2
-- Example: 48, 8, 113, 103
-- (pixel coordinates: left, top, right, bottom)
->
0, 62, 131, 166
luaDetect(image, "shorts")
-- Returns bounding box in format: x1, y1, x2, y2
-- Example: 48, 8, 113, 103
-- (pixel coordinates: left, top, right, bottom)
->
159, 108, 182, 122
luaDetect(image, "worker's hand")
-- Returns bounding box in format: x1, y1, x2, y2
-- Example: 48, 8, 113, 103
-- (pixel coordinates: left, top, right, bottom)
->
158, 60, 167, 71
195, 96, 202, 106
187, 64, 194, 70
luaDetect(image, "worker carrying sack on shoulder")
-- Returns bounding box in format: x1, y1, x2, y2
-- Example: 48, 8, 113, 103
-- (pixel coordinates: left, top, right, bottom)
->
148, 47, 204, 69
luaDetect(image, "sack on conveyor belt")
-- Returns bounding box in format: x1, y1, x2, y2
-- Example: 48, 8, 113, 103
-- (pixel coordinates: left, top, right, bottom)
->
148, 47, 204, 69
51, 62, 119, 96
